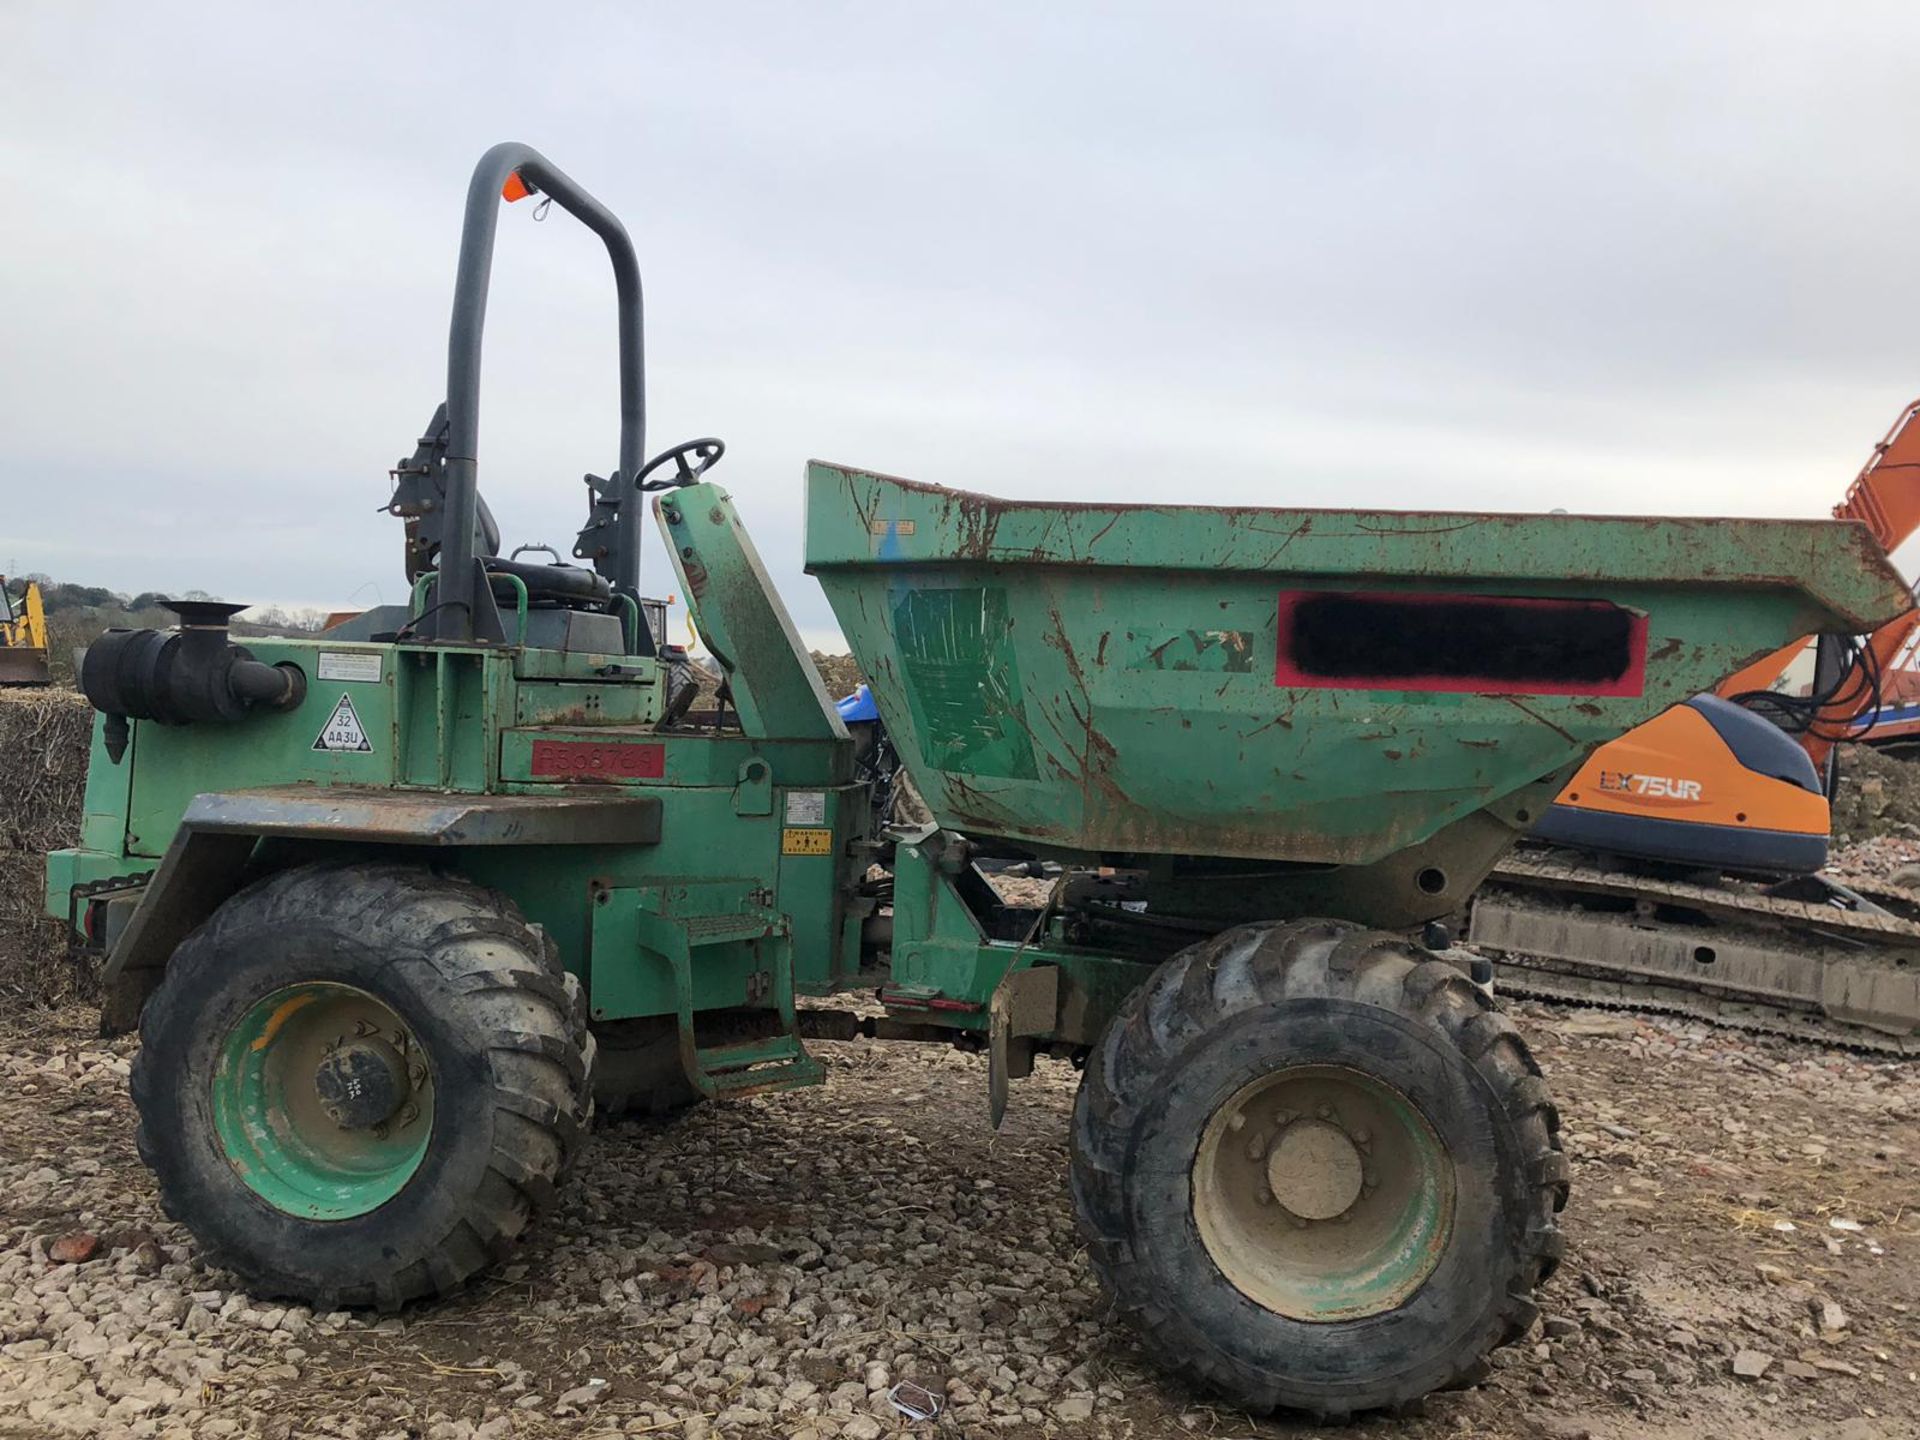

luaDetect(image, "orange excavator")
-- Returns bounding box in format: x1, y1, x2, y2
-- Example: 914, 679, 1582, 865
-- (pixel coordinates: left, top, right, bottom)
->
1531, 400, 1920, 876
1470, 402, 1920, 1051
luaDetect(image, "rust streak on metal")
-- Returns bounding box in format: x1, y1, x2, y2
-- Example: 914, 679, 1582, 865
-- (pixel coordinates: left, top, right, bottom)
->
1352, 515, 1490, 536
1045, 603, 1131, 820
1498, 696, 1577, 745
1084, 511, 1123, 554
1244, 712, 1295, 739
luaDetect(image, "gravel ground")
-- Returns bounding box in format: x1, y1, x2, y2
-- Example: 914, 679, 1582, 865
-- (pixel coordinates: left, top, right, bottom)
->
1826, 833, 1920, 885
1, 995, 1916, 1440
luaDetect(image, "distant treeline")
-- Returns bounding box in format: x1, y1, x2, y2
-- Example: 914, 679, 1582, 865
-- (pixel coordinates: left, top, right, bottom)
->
12, 577, 323, 685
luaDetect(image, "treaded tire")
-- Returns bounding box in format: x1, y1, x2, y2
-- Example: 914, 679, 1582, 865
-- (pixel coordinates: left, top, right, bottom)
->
592, 1006, 794, 1118
1070, 918, 1567, 1419
591, 1016, 702, 1118
130, 861, 596, 1310
662, 658, 700, 726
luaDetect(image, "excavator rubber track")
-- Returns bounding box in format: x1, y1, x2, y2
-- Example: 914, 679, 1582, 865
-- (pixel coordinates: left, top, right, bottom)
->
1470, 849, 1920, 1056
1490, 963, 1920, 1055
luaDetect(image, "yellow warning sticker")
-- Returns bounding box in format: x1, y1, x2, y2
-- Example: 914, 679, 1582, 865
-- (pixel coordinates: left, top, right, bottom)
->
781, 827, 833, 856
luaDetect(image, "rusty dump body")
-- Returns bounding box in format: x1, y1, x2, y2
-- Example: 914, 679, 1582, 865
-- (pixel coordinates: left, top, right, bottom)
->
806, 462, 1912, 927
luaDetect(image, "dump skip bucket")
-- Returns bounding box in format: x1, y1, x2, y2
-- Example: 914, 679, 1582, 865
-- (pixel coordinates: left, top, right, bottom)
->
807, 462, 1908, 894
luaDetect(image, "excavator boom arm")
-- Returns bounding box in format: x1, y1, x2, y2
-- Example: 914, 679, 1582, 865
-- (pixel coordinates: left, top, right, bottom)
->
1711, 399, 1920, 764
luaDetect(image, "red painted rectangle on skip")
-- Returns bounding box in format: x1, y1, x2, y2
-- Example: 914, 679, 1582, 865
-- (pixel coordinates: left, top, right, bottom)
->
529, 739, 666, 779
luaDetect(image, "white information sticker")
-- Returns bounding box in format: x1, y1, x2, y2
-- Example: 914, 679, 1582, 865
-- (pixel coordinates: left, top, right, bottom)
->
784, 790, 827, 825
317, 650, 383, 683
313, 694, 374, 753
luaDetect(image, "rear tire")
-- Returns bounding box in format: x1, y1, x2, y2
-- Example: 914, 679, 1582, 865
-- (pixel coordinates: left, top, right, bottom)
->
131, 861, 595, 1310
1070, 919, 1567, 1418
591, 1017, 702, 1117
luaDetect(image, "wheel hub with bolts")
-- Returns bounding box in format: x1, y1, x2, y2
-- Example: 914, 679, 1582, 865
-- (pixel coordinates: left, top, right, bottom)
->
211, 982, 435, 1220
1193, 1064, 1455, 1321
1266, 1118, 1365, 1221
313, 1036, 412, 1131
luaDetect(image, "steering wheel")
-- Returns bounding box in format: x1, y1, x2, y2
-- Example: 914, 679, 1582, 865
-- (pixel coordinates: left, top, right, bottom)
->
637, 437, 726, 491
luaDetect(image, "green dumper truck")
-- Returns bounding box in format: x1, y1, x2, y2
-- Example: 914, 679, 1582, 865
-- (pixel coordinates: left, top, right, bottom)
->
46, 144, 1911, 1418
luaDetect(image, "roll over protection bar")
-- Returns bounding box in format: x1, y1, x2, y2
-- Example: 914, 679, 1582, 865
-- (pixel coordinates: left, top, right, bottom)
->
426, 142, 648, 645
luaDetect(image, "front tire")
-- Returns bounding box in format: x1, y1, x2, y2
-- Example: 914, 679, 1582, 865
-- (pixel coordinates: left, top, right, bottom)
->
1070, 919, 1567, 1418
131, 861, 595, 1310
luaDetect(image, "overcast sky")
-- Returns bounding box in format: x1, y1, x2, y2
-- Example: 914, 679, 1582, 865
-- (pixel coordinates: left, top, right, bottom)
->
6, 3, 1920, 650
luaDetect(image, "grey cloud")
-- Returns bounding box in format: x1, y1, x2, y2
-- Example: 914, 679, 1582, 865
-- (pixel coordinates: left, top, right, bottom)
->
5, 3, 1918, 644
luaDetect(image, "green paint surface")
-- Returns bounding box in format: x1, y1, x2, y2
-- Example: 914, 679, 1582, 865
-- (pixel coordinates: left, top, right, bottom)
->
1123, 628, 1256, 673
892, 585, 1037, 780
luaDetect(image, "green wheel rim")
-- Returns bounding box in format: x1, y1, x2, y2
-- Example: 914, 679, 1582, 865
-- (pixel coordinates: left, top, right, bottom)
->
212, 983, 434, 1220
1192, 1065, 1455, 1322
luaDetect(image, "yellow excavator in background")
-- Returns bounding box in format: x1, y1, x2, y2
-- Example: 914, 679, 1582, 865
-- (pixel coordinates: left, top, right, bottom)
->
0, 576, 52, 685
1471, 400, 1920, 1049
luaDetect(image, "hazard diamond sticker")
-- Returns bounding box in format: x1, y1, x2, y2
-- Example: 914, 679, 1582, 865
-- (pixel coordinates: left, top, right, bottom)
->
313, 693, 373, 753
